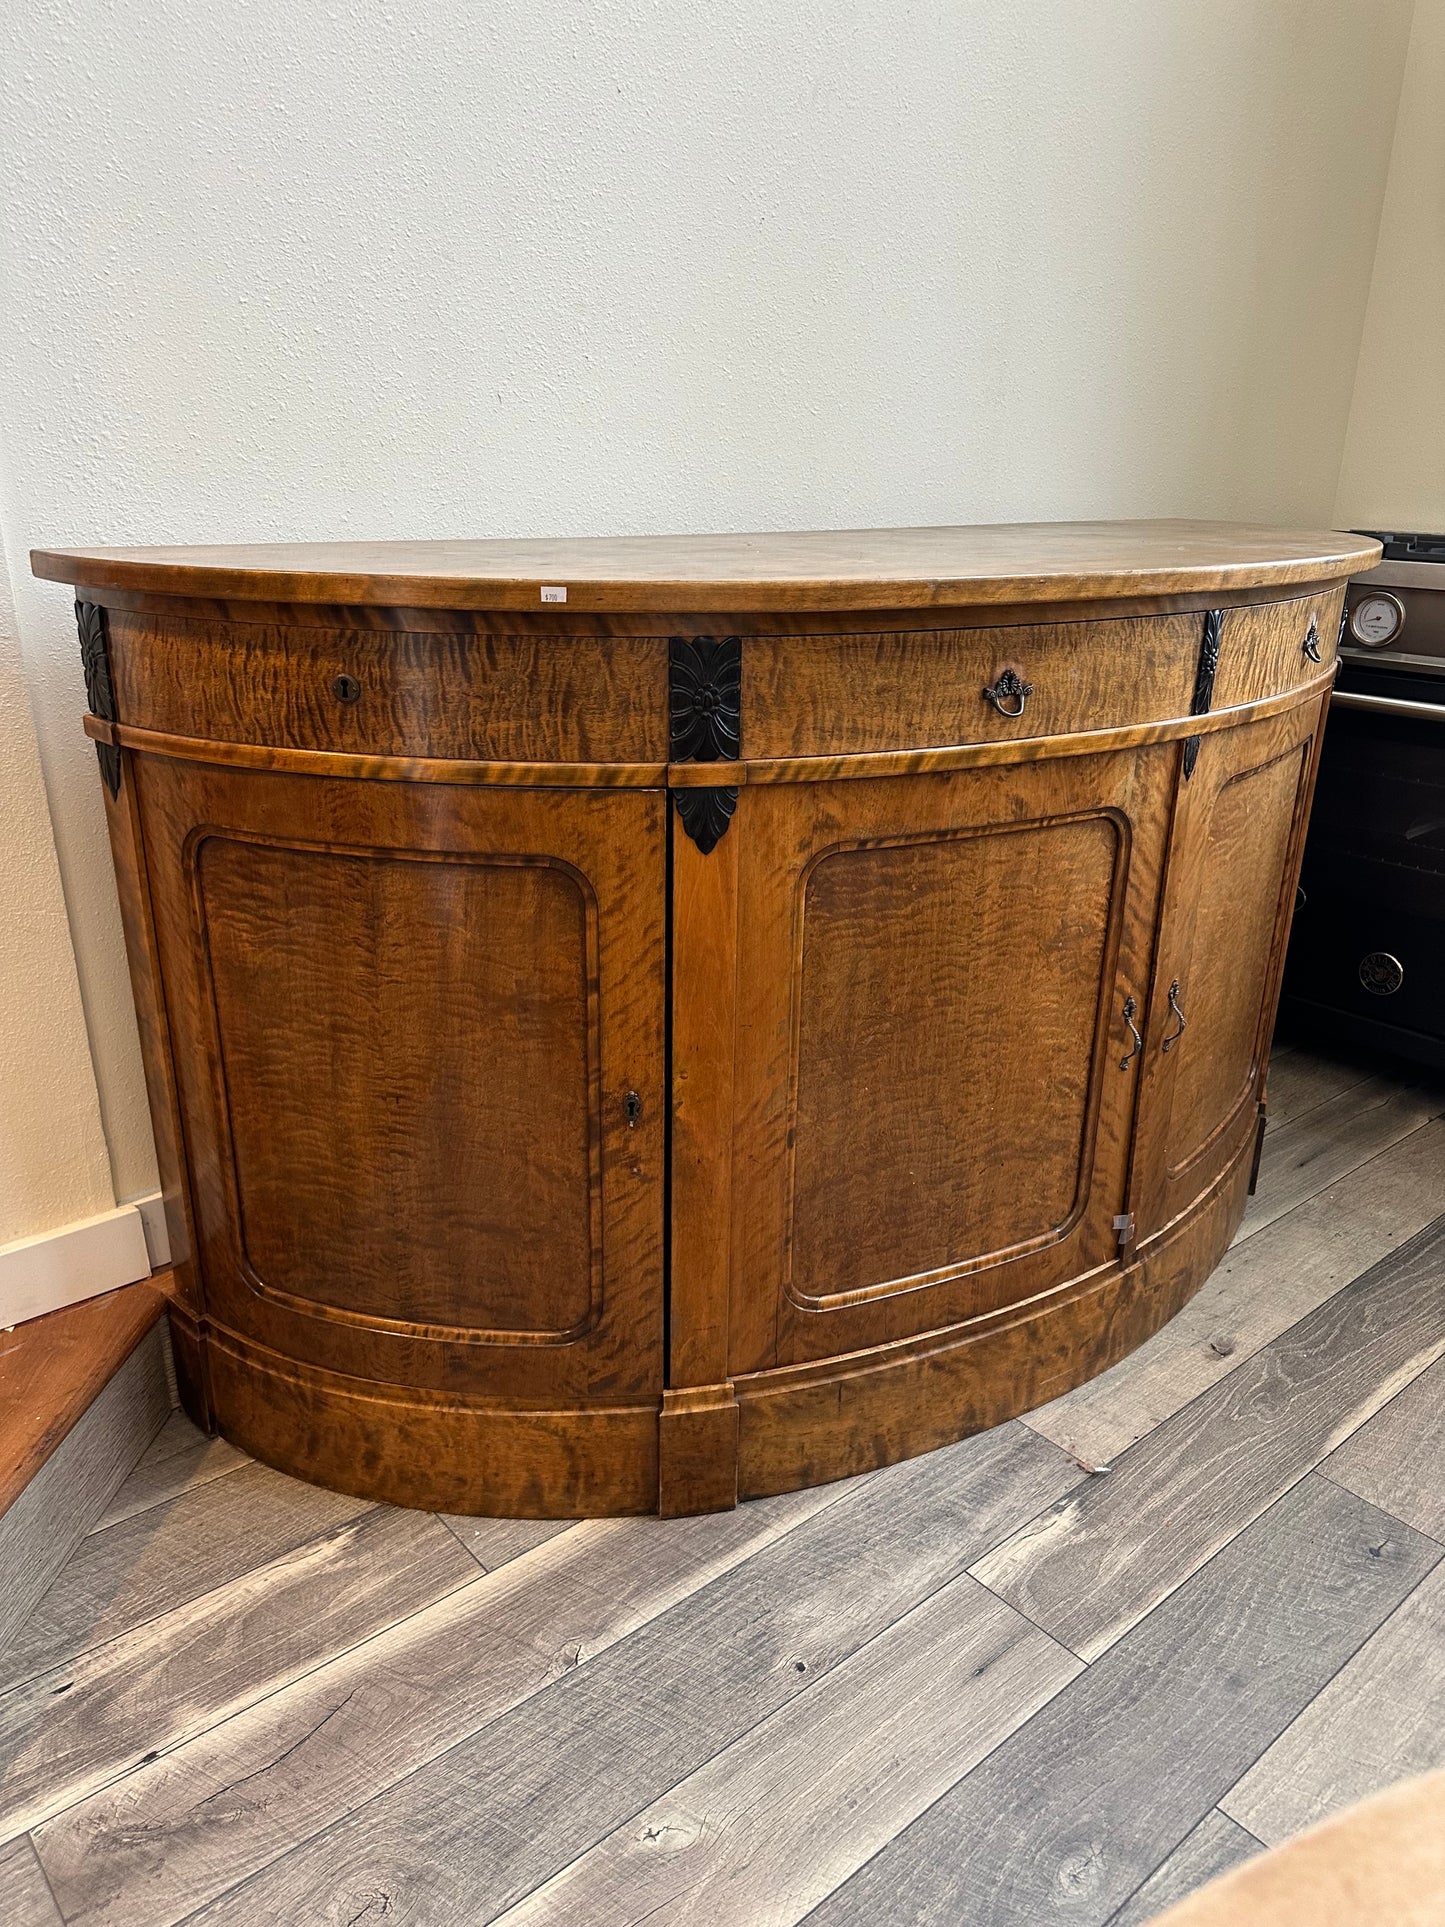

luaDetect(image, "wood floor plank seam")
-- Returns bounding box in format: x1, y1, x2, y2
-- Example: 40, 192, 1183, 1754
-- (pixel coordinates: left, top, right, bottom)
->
0, 1493, 382, 1701
1234, 1083, 1445, 1245
112, 1426, 1083, 1926
1101, 1810, 1266, 1927
31, 1450, 910, 1925
971, 1208, 1445, 1661
182, 1482, 1021, 1925
1310, 1468, 1445, 1551
487, 1566, 1087, 1925
800, 1477, 1441, 1926
87, 1452, 252, 1536
14, 1047, 1439, 1927
432, 1513, 493, 1573
1020, 1114, 1445, 1468
1216, 1558, 1445, 1846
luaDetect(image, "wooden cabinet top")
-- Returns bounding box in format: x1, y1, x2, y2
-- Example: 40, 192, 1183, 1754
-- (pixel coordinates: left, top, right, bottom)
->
33, 519, 1380, 614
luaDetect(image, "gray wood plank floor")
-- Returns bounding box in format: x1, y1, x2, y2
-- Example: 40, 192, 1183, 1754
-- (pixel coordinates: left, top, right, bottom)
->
1, 1041, 1442, 1927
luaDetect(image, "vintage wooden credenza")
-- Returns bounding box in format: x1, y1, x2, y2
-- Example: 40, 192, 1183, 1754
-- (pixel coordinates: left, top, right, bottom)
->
32, 523, 1379, 1516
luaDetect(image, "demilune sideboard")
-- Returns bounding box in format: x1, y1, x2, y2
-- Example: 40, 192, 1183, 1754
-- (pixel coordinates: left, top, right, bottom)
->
32, 522, 1380, 1516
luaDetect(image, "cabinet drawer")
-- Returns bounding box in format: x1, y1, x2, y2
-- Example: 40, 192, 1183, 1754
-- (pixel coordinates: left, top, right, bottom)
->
742, 614, 1191, 759
1210, 591, 1341, 709
108, 611, 669, 764
741, 600, 1339, 760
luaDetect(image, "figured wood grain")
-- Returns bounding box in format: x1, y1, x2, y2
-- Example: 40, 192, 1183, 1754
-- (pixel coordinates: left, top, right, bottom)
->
736, 1139, 1251, 1501
1322, 1354, 1445, 1539
0, 1509, 477, 1841
1236, 1074, 1445, 1241
971, 1214, 1445, 1660
39, 529, 1357, 1520
198, 835, 598, 1336
157, 1425, 1082, 1927
135, 756, 667, 1415
790, 812, 1120, 1306
1022, 1119, 1445, 1467
31, 1472, 867, 1927
727, 746, 1173, 1374
0, 1328, 171, 1657
1221, 1560, 1445, 1847
0, 1461, 372, 1695
662, 786, 742, 1513
742, 615, 1200, 758
1105, 1811, 1262, 1927
109, 612, 669, 761
494, 1575, 1081, 1927
0, 1836, 63, 1926
31, 521, 1378, 612
804, 1476, 1439, 1927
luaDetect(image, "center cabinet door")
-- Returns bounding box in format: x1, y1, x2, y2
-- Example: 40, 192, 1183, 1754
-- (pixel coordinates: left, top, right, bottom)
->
133, 755, 667, 1403
727, 745, 1175, 1373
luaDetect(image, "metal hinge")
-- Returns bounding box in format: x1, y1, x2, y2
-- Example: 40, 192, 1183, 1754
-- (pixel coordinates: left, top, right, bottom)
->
1113, 1212, 1136, 1248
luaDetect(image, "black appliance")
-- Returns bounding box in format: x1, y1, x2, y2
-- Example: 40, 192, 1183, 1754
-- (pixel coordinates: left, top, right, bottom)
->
1279, 530, 1445, 1070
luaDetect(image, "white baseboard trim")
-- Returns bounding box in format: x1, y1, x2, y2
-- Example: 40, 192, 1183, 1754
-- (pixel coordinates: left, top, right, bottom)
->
131, 1190, 172, 1269
0, 1204, 154, 1328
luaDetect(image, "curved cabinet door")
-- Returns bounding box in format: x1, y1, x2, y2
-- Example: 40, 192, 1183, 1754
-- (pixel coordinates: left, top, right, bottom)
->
725, 745, 1174, 1373
132, 754, 667, 1403
1129, 698, 1324, 1240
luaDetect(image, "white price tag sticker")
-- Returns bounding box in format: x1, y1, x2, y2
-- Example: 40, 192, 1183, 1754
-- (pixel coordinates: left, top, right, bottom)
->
540, 585, 567, 603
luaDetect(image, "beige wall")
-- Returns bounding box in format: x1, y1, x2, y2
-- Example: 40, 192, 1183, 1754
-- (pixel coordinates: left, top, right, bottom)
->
0, 497, 116, 1243
1336, 0, 1445, 531
0, 1, 1421, 1253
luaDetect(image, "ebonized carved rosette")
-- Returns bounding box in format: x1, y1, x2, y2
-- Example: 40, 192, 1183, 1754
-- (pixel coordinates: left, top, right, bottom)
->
1182, 607, 1224, 780
76, 599, 121, 797
669, 635, 741, 853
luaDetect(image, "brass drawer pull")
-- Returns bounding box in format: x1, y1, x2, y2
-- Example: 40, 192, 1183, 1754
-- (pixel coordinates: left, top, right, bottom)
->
1119, 995, 1143, 1071
1302, 618, 1322, 664
1161, 979, 1188, 1052
982, 668, 1033, 718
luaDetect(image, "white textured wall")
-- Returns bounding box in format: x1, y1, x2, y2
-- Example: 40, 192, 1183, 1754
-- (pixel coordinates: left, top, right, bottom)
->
1336, 0, 1445, 530
0, 0, 1416, 1207
0, 510, 115, 1242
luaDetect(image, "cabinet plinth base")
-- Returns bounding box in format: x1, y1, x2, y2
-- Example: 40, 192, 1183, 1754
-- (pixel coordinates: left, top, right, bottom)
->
182, 1147, 1246, 1518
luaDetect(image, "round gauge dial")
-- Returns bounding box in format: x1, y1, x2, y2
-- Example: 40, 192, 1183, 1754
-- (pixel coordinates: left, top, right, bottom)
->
1349, 591, 1405, 647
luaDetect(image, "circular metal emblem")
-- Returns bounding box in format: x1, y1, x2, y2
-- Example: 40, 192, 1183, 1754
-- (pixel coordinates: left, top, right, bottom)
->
1359, 951, 1404, 996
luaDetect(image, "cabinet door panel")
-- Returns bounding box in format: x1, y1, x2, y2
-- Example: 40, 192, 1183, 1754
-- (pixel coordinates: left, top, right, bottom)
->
727, 747, 1173, 1372
135, 755, 666, 1400
790, 814, 1120, 1306
1132, 701, 1322, 1235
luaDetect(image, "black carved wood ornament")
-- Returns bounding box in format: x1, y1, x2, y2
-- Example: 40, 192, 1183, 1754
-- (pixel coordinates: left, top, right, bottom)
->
670, 635, 741, 764
670, 635, 741, 849
674, 786, 738, 856
76, 599, 121, 797
1182, 607, 1224, 780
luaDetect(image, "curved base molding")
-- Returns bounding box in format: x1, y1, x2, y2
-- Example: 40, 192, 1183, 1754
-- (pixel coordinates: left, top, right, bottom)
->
180, 1147, 1248, 1519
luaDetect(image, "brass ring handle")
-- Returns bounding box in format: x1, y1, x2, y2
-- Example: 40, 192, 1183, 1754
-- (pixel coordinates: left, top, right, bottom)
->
1119, 995, 1143, 1071
1302, 619, 1322, 665
1161, 979, 1188, 1052
982, 668, 1034, 718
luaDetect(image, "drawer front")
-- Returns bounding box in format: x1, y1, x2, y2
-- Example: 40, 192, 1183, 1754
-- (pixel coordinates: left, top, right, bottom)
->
108, 611, 669, 764
1210, 590, 1342, 709
741, 600, 1338, 761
